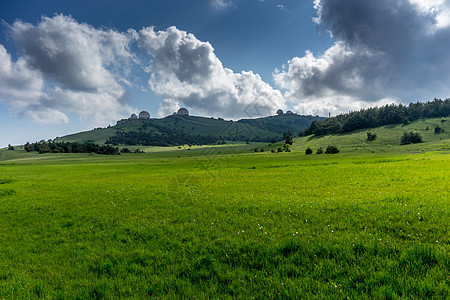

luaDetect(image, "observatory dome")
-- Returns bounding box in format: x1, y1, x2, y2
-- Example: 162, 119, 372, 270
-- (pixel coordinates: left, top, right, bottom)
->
130, 113, 138, 119
276, 109, 284, 115
286, 110, 294, 115
139, 111, 150, 119
177, 108, 189, 116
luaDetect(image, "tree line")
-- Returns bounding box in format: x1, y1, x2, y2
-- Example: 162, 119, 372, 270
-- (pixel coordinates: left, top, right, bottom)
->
24, 141, 120, 155
106, 130, 218, 147
301, 98, 450, 136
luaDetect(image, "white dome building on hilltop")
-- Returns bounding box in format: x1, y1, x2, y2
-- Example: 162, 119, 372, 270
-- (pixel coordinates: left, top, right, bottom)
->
130, 113, 138, 119
139, 111, 150, 119
177, 108, 189, 116
276, 109, 284, 115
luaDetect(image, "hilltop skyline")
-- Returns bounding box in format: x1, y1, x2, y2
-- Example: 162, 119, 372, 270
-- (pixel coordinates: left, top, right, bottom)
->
2, 0, 450, 147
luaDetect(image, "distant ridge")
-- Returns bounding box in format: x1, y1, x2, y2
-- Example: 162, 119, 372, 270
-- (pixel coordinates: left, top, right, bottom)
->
56, 114, 326, 146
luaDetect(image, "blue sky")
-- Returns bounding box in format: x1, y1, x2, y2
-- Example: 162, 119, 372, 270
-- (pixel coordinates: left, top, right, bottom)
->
1, 0, 450, 147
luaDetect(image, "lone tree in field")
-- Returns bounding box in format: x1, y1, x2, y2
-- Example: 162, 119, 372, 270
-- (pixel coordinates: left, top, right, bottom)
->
305, 147, 313, 155
283, 131, 293, 145
276, 131, 293, 152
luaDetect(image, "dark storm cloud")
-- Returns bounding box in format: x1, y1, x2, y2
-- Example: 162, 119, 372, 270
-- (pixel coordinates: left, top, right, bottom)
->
317, 0, 424, 52
275, 0, 450, 116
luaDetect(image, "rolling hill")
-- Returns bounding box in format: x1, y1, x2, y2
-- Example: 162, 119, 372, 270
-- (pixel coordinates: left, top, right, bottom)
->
237, 114, 325, 134
55, 114, 326, 146
289, 117, 450, 154
2, 117, 449, 161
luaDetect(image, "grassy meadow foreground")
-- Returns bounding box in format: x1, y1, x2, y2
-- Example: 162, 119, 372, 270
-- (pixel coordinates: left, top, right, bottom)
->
0, 128, 449, 298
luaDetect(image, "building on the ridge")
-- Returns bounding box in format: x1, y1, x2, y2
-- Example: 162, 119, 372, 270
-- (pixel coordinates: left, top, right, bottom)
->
177, 108, 189, 116
286, 110, 294, 115
130, 113, 138, 119
276, 109, 284, 115
139, 111, 151, 119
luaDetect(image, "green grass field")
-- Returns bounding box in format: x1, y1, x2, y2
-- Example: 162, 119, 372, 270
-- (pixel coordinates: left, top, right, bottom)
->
0, 120, 449, 299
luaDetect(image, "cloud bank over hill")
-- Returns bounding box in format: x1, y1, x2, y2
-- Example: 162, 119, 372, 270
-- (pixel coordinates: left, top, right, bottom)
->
274, 0, 450, 116
0, 15, 285, 124
138, 26, 285, 118
1, 0, 450, 125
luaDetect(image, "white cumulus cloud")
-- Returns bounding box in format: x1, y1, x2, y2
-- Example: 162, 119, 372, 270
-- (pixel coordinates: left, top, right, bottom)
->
207, 0, 232, 9
0, 14, 135, 124
138, 26, 285, 118
157, 99, 181, 117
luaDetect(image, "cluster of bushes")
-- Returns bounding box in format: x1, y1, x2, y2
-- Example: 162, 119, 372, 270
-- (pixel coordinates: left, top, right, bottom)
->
434, 124, 444, 134
266, 132, 295, 153
400, 131, 423, 145
270, 144, 291, 153
305, 145, 340, 155
24, 141, 120, 155
301, 98, 450, 136
120, 148, 144, 154
367, 131, 377, 141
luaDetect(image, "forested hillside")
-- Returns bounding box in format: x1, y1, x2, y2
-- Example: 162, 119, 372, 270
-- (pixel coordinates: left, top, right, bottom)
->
237, 114, 325, 134
301, 98, 450, 136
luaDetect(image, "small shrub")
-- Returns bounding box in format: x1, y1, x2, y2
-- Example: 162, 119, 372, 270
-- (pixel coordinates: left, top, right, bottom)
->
367, 131, 377, 141
434, 124, 444, 134
316, 147, 323, 154
305, 147, 313, 155
325, 145, 340, 154
277, 147, 283, 153
120, 147, 132, 153
400, 130, 423, 144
